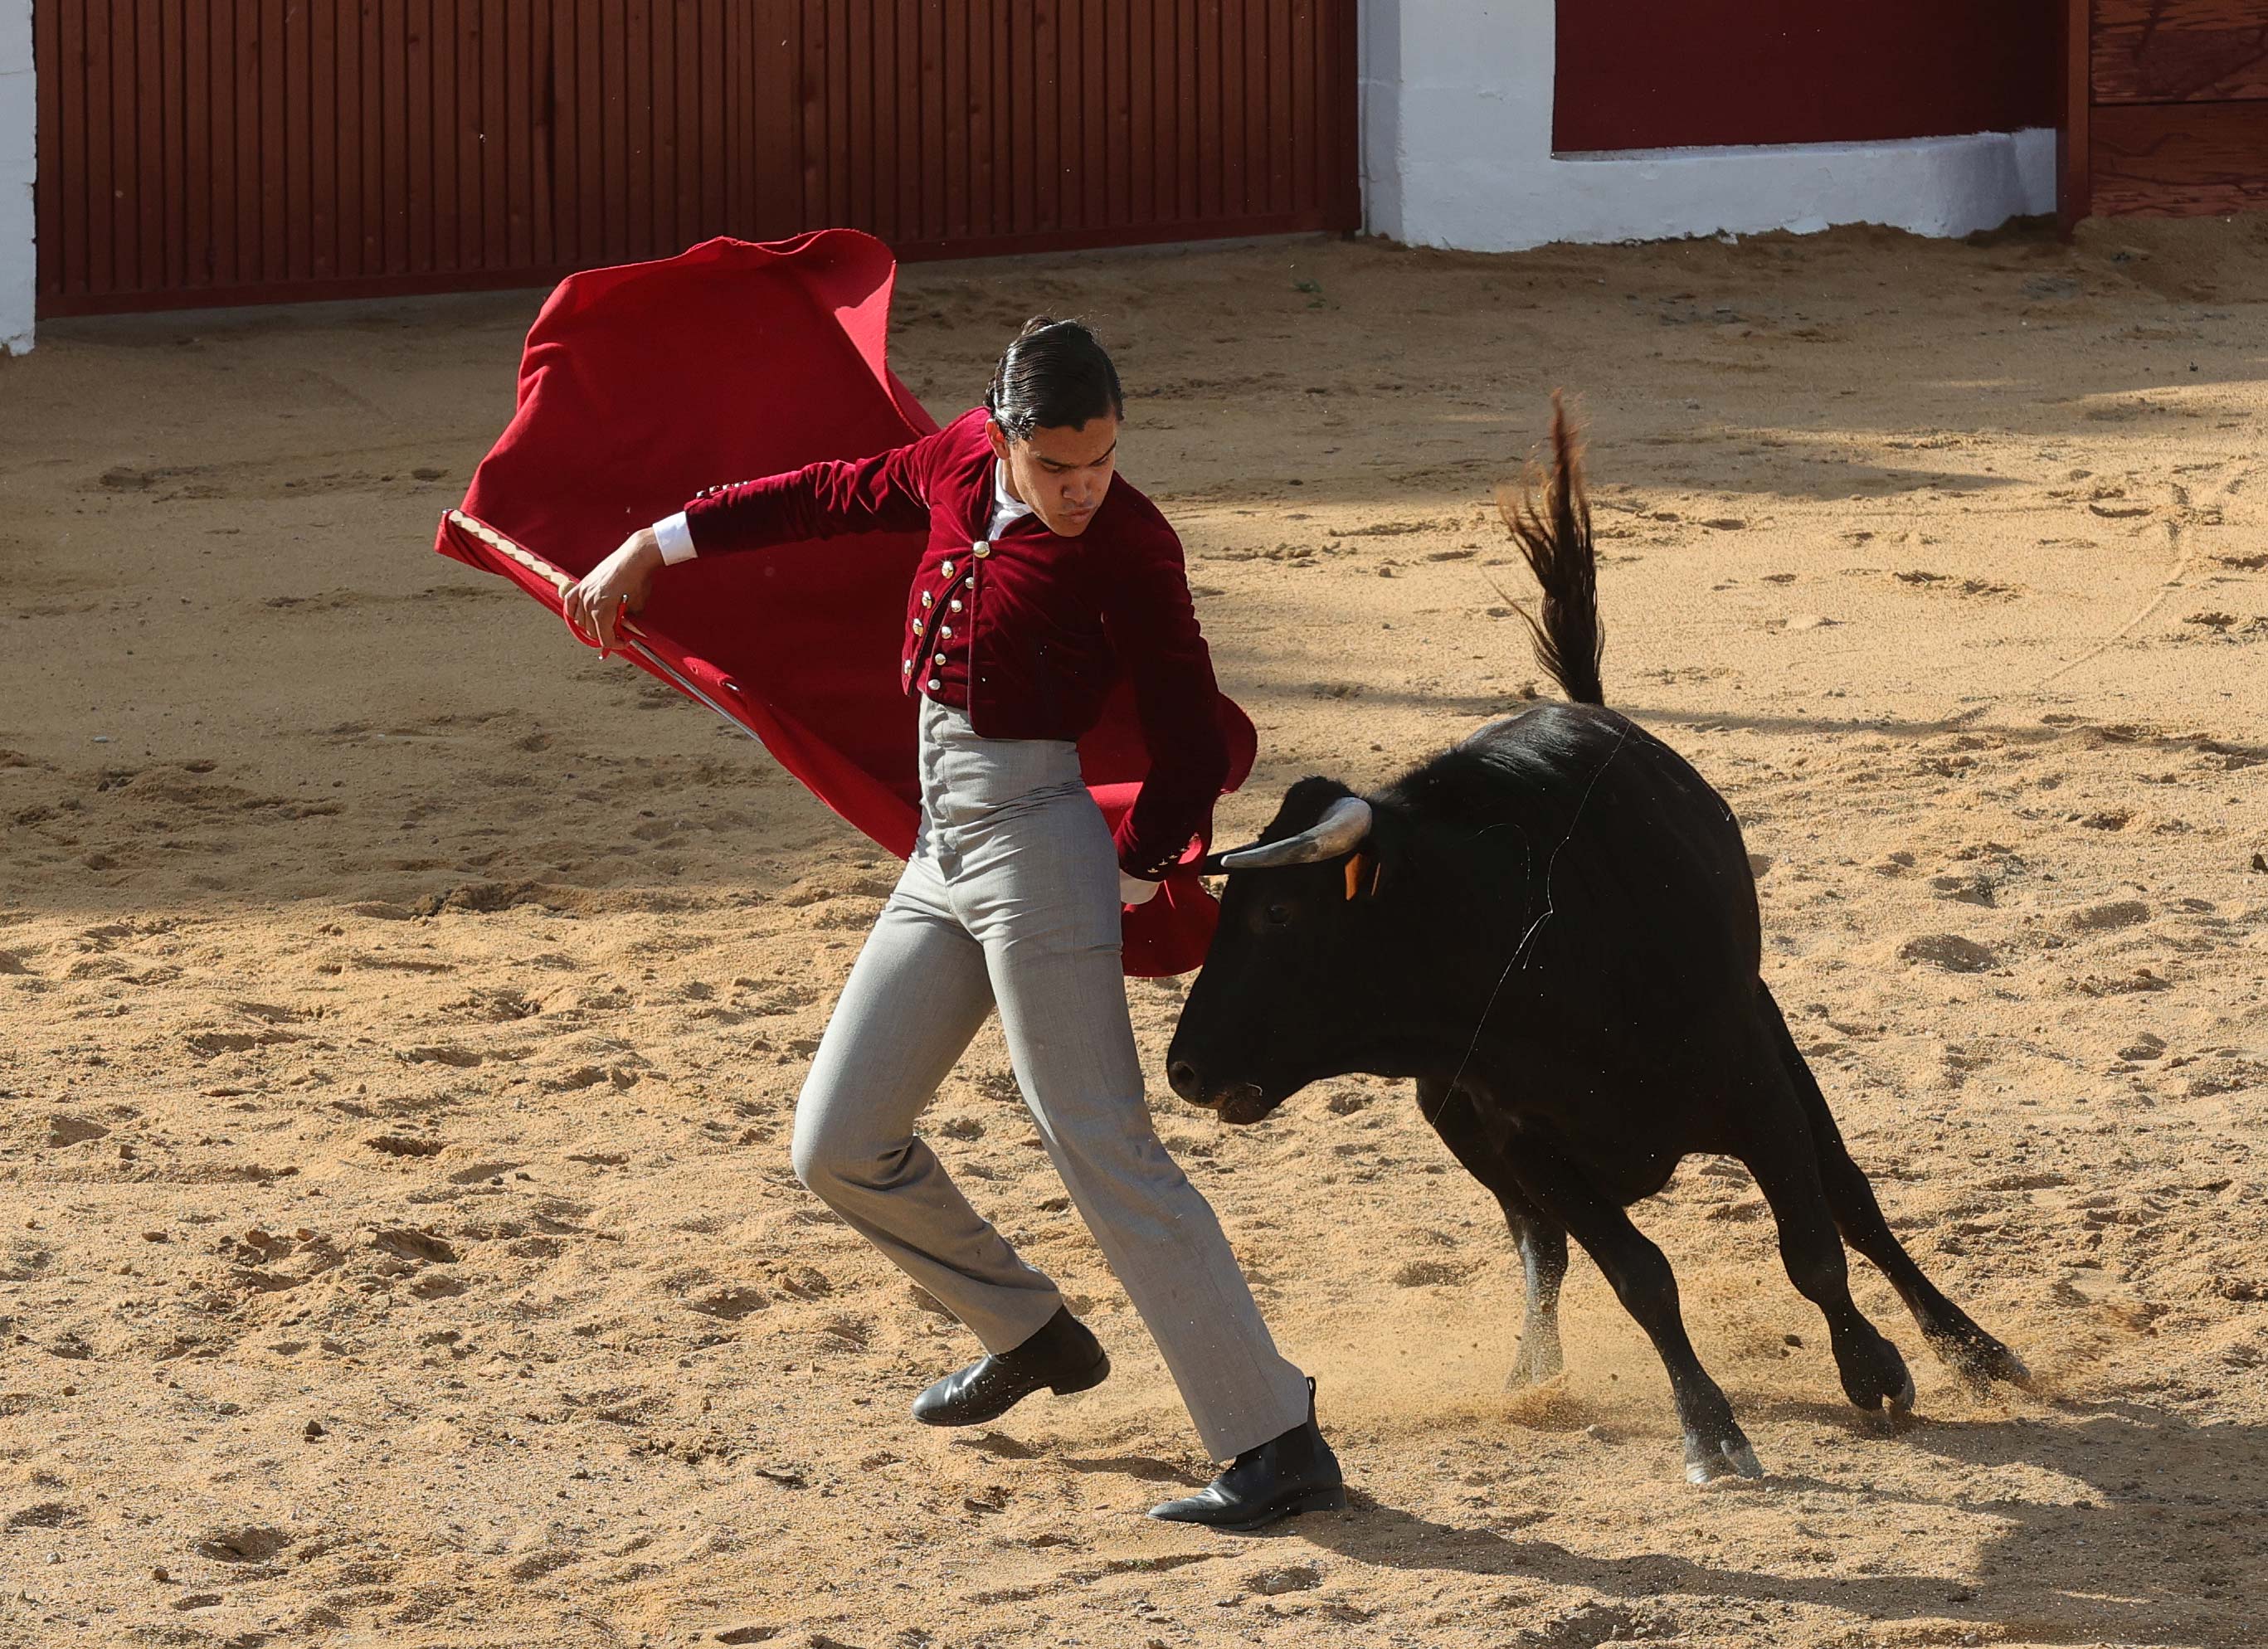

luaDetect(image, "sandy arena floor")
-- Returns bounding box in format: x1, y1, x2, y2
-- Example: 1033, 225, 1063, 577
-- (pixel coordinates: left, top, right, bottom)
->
2, 216, 2267, 1649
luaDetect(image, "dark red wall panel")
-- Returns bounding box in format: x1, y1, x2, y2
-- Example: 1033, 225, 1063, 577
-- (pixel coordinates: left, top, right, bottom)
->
1555, 1, 2058, 153
35, 0, 1360, 317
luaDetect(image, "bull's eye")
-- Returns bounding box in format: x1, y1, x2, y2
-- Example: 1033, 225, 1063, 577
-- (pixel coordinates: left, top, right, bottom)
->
1263, 902, 1296, 927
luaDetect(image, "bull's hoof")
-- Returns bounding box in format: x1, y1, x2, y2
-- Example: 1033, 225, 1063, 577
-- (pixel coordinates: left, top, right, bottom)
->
1683, 1426, 1764, 1485
1503, 1337, 1566, 1391
1934, 1328, 2032, 1393
1834, 1327, 1914, 1415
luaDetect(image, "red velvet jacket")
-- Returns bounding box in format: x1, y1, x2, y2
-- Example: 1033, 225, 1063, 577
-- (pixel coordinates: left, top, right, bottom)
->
676, 408, 1230, 881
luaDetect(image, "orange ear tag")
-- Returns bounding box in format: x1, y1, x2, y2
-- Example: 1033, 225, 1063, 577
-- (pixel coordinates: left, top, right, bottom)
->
1344, 850, 1370, 902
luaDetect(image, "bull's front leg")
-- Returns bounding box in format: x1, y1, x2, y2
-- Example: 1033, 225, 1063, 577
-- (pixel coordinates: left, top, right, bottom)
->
1499, 1188, 1570, 1388
1498, 1126, 1764, 1483
1415, 1078, 1570, 1389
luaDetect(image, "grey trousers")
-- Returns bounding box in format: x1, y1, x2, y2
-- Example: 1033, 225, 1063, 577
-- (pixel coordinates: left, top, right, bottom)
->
788, 693, 1312, 1461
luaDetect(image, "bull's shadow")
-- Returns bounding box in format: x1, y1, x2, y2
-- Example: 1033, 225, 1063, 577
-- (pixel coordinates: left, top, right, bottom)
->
1277, 1395, 2267, 1645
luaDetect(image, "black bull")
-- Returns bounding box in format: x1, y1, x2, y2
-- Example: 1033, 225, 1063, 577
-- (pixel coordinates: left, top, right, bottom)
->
1166, 407, 2030, 1482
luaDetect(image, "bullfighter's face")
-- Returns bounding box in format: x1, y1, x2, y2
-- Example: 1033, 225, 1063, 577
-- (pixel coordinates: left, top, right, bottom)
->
988, 413, 1119, 537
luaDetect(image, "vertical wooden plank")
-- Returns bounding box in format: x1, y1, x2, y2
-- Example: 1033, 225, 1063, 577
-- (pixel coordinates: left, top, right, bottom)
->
507, 0, 533, 265
922, 0, 945, 244
827, 0, 850, 234
1009, 0, 1034, 233
558, 0, 586, 256
767, 0, 789, 235
429, 0, 455, 269
724, 0, 743, 233
725, 0, 743, 233
869, 0, 891, 237
900, 0, 922, 241
968, 0, 987, 241
867, 0, 893, 241
1054, 0, 1079, 227
33, 0, 65, 297
458, 0, 480, 265
700, 0, 723, 232
158, 0, 184, 289
182, 0, 212, 289
1325, 0, 1358, 228
215, 0, 240, 289
1085, 0, 1110, 231
477, 0, 504, 266
1194, 0, 1219, 221
405, 0, 432, 273
618, 0, 645, 256
278, 0, 305, 281
98, 0, 126, 294
645, 0, 669, 255
1126, 0, 1151, 227
360, 0, 384, 275
1268, 0, 1291, 213
671, 0, 696, 254
378, 0, 405, 272
461, 0, 483, 265
1152, 0, 1175, 231
1219, 0, 1245, 216
1034, 0, 1059, 229
2061, 0, 2091, 230
962, 0, 988, 239
599, 0, 623, 259
331, 0, 358, 276
256, 0, 283, 280
237, 0, 265, 284
941, 0, 965, 240
1179, 0, 1197, 221
533, 0, 556, 264
1292, 0, 1316, 216
133, 0, 161, 292
307, 0, 334, 278
577, 0, 601, 260
560, 0, 585, 260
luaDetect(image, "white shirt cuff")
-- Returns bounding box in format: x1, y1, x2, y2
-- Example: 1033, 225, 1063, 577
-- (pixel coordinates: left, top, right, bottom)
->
652, 512, 697, 565
1118, 871, 1163, 906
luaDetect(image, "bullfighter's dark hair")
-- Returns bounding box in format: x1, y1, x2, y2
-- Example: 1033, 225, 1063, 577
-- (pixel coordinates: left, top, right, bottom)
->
986, 316, 1124, 443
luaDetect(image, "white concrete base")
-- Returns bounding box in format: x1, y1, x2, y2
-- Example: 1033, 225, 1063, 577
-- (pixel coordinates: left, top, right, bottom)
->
1, 0, 31, 353
1361, 0, 2056, 252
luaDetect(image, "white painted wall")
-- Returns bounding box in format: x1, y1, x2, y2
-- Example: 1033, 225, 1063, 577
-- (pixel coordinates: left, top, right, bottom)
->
1, 0, 31, 353
1360, 0, 2055, 252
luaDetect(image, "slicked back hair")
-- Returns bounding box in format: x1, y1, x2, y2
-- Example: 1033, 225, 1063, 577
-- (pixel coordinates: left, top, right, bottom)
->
986, 316, 1125, 443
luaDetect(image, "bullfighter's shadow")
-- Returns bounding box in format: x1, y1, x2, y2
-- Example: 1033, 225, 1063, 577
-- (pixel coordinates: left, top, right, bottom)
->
1278, 1395, 2266, 1645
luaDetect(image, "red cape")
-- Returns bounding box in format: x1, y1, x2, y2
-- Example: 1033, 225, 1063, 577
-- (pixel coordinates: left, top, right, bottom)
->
434, 229, 1250, 976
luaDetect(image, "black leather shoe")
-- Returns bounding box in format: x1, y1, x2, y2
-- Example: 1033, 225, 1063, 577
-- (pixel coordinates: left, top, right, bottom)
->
1146, 1378, 1347, 1531
910, 1306, 1109, 1427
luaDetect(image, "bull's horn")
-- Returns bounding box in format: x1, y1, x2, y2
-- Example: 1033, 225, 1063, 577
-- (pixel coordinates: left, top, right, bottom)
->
1213, 796, 1374, 871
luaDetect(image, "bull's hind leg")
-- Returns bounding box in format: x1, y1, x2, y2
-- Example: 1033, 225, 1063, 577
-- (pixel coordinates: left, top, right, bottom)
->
1734, 1076, 1916, 1418
1418, 1079, 1570, 1387
1497, 1129, 1761, 1483
1756, 988, 2031, 1390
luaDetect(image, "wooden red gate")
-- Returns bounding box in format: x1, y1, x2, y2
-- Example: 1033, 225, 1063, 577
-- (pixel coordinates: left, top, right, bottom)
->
34, 1, 1359, 317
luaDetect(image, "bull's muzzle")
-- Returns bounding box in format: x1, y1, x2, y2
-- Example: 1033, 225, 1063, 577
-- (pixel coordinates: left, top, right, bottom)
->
1167, 1059, 1272, 1124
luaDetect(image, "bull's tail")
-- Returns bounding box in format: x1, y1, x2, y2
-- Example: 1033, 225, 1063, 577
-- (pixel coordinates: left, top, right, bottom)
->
1497, 393, 1605, 708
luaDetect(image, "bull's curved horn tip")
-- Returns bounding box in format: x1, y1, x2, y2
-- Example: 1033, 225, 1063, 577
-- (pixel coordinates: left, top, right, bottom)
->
1214, 795, 1374, 870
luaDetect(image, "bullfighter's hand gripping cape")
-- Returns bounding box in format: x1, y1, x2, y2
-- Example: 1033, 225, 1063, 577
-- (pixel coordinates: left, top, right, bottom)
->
434, 228, 1255, 977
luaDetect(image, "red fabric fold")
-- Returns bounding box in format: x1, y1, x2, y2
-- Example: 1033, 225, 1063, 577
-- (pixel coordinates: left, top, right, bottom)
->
434, 229, 1248, 976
